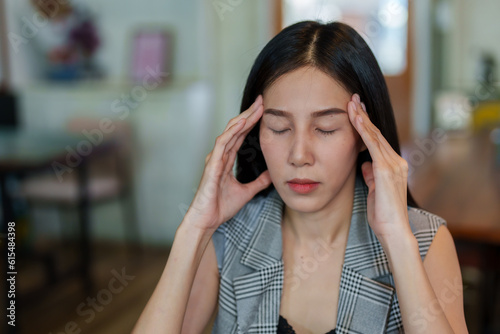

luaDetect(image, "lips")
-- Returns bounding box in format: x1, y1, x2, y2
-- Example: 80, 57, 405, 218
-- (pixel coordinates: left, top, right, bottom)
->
287, 178, 319, 184
287, 178, 320, 194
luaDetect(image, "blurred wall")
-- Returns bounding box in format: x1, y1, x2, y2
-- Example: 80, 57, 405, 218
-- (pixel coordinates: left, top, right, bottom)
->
3, 0, 275, 245
4, 0, 210, 85
16, 0, 489, 244
411, 0, 433, 137
435, 0, 500, 91
210, 1, 275, 135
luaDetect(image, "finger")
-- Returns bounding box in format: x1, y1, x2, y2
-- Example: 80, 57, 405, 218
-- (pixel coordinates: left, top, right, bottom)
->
348, 96, 395, 163
352, 95, 392, 149
227, 103, 263, 143
205, 152, 212, 164
208, 118, 247, 170
220, 104, 264, 177
224, 106, 264, 177
352, 96, 409, 176
224, 104, 263, 155
223, 124, 256, 176
223, 127, 250, 175
223, 144, 239, 176
224, 95, 263, 132
361, 102, 366, 112
236, 97, 263, 132
244, 169, 272, 195
350, 95, 380, 139
223, 131, 246, 174
348, 100, 386, 162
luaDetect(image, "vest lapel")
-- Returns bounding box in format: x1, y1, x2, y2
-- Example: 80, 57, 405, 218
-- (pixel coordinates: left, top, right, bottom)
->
233, 176, 395, 333
233, 189, 285, 333
336, 176, 394, 334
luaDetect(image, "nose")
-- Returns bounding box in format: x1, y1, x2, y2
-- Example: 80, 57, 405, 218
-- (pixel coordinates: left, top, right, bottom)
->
288, 132, 315, 167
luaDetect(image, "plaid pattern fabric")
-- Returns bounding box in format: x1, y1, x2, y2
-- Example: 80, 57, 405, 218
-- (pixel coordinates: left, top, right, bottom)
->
211, 175, 446, 334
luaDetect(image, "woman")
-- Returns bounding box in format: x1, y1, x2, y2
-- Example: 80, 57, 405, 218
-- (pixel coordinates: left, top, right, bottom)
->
134, 21, 468, 333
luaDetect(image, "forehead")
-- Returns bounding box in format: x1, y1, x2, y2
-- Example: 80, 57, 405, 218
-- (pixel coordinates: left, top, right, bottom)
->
263, 67, 351, 113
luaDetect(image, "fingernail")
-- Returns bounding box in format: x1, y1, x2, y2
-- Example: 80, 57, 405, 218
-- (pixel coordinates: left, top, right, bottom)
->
254, 104, 262, 114
361, 102, 366, 111
355, 94, 361, 103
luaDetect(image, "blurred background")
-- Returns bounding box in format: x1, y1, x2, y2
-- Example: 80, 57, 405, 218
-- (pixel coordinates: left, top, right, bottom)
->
0, 0, 499, 333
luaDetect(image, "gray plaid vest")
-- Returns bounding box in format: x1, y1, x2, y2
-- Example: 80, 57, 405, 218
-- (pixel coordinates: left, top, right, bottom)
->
212, 175, 446, 333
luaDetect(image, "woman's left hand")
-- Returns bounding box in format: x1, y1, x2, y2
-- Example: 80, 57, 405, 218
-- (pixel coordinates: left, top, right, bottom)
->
347, 94, 412, 242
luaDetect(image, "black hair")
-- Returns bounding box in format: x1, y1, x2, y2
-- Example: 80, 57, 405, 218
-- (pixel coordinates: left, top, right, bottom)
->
235, 20, 418, 208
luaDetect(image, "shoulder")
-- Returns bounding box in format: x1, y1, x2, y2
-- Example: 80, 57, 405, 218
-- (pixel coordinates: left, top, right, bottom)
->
407, 206, 447, 260
407, 206, 447, 236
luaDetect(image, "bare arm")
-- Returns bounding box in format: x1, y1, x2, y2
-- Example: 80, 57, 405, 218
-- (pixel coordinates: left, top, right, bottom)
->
346, 94, 468, 333
380, 225, 468, 334
132, 216, 214, 333
181, 237, 220, 334
422, 225, 468, 333
132, 95, 271, 333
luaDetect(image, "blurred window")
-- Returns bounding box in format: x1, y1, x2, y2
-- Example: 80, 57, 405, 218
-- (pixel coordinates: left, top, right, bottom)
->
282, 0, 408, 76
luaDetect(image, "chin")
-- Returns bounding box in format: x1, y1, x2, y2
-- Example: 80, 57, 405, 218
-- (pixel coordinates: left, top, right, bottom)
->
276, 186, 325, 213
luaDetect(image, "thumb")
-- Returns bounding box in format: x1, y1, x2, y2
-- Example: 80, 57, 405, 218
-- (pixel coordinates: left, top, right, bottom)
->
247, 170, 272, 195
361, 161, 374, 189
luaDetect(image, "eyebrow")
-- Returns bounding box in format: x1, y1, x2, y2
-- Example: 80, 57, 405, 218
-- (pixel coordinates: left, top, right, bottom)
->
263, 108, 346, 118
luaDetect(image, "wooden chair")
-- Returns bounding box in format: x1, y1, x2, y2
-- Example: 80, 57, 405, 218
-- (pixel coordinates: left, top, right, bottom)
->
15, 117, 140, 289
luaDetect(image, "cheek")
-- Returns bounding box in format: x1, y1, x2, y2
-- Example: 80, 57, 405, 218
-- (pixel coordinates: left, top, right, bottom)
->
260, 130, 278, 160
336, 123, 362, 151
321, 131, 360, 165
259, 121, 276, 149
259, 122, 277, 149
259, 128, 286, 169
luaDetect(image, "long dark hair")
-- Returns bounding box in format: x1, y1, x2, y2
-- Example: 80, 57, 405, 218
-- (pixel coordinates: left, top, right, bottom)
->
235, 20, 418, 208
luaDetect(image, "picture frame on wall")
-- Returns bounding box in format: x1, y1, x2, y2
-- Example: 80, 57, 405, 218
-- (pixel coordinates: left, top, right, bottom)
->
130, 28, 173, 85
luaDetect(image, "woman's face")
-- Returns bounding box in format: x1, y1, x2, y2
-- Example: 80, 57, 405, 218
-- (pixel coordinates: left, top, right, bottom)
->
260, 66, 364, 213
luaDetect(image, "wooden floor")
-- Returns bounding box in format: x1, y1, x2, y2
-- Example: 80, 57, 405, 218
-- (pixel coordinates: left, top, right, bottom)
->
1, 240, 498, 334
1, 241, 170, 334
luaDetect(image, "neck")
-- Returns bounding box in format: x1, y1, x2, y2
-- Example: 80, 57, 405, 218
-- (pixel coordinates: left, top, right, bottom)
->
282, 171, 357, 248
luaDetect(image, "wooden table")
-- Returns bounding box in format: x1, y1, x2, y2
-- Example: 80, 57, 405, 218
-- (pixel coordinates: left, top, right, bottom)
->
403, 132, 500, 243
402, 131, 500, 333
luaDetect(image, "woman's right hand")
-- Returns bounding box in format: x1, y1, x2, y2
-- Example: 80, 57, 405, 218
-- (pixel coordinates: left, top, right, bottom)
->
184, 95, 272, 233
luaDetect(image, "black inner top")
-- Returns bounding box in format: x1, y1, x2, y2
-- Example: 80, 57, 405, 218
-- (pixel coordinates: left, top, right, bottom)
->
277, 315, 337, 334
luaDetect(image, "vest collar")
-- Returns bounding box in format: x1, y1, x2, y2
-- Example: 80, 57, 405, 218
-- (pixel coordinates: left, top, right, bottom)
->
235, 175, 395, 333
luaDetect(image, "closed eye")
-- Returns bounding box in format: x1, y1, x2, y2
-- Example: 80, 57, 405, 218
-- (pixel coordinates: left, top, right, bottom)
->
269, 128, 336, 136
270, 128, 288, 135
316, 129, 336, 136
